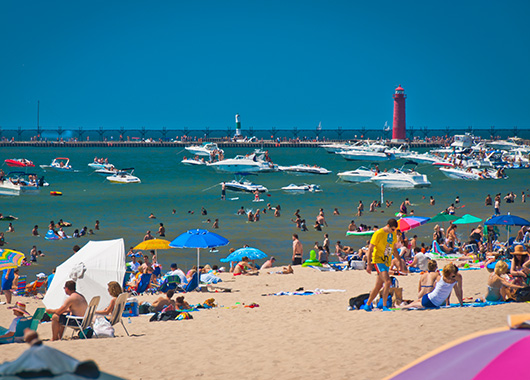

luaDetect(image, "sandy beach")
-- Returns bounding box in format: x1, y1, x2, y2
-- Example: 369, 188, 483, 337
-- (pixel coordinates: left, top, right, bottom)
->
1, 262, 529, 380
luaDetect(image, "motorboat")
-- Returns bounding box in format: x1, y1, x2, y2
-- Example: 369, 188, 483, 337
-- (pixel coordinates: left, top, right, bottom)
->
181, 157, 206, 166
222, 179, 267, 193
185, 142, 224, 157
486, 139, 521, 151
88, 161, 115, 170
40, 157, 73, 172
400, 152, 440, 164
4, 158, 34, 167
0, 172, 45, 196
337, 166, 376, 183
337, 150, 395, 161
95, 168, 118, 176
208, 154, 277, 173
369, 162, 431, 189
278, 164, 331, 174
281, 183, 322, 192
320, 141, 363, 153
439, 167, 505, 180
384, 145, 416, 158
106, 168, 141, 184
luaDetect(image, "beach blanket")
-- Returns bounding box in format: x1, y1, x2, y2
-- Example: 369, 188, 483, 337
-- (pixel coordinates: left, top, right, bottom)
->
263, 288, 345, 296
200, 273, 222, 284
398, 300, 506, 311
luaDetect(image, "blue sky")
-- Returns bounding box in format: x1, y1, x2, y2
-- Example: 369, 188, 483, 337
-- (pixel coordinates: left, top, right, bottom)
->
1, 1, 529, 130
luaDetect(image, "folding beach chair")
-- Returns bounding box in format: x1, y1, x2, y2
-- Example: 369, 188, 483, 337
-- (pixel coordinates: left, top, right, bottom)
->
29, 308, 46, 332
108, 293, 130, 336
0, 318, 32, 344
61, 296, 100, 340
158, 274, 182, 293
183, 272, 199, 292
13, 275, 27, 296
26, 277, 47, 296
131, 273, 153, 296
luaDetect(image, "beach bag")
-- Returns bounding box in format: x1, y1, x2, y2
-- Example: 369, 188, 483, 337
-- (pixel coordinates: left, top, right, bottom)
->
515, 287, 530, 302
93, 317, 114, 338
349, 293, 370, 310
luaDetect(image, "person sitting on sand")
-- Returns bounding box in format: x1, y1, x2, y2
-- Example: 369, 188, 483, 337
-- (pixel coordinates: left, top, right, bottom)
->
403, 263, 463, 310
510, 245, 530, 286
485, 261, 523, 302
175, 295, 191, 310
0, 302, 31, 341
408, 247, 429, 272
417, 260, 440, 298
260, 257, 276, 270
269, 265, 294, 275
233, 257, 259, 276
95, 281, 123, 316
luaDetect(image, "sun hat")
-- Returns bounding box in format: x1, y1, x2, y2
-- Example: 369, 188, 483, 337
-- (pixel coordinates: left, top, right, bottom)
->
513, 245, 527, 255
36, 272, 47, 279
8, 302, 30, 315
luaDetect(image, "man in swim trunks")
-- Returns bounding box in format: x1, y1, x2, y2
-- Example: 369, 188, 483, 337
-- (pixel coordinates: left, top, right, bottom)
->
363, 218, 399, 311
45, 280, 88, 341
292, 234, 303, 265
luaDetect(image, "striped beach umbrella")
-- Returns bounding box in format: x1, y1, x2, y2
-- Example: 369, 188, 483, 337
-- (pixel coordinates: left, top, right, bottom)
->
397, 216, 430, 232
385, 326, 530, 380
0, 248, 25, 270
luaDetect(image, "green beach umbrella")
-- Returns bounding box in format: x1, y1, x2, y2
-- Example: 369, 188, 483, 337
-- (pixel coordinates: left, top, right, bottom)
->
452, 214, 483, 225
427, 213, 459, 224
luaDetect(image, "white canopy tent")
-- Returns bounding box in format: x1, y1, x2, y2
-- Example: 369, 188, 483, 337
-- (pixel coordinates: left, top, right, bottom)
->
43, 239, 126, 310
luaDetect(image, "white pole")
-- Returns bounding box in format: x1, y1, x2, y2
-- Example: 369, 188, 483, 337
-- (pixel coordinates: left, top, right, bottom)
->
380, 184, 384, 205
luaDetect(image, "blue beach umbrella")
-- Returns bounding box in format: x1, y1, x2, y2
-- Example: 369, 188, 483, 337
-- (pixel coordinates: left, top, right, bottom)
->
169, 229, 229, 284
220, 247, 267, 263
484, 214, 530, 241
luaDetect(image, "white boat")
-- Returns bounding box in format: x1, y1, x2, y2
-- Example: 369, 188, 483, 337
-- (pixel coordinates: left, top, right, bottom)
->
106, 168, 141, 184
370, 162, 431, 189
337, 166, 376, 183
320, 141, 363, 153
0, 172, 43, 196
486, 139, 521, 151
95, 168, 118, 176
222, 179, 267, 193
40, 157, 74, 172
337, 150, 395, 161
439, 167, 505, 180
281, 183, 322, 192
400, 152, 440, 164
88, 162, 115, 170
181, 158, 206, 166
185, 142, 224, 157
278, 164, 331, 174
209, 154, 277, 173
384, 145, 416, 158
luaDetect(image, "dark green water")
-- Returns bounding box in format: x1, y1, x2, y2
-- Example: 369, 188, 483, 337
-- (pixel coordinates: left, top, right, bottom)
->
1, 146, 529, 278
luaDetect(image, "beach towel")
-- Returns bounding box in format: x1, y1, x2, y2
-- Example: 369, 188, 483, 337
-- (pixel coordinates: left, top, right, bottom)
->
263, 289, 346, 296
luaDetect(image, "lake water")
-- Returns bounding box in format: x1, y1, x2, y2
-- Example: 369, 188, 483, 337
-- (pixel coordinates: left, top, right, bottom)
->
1, 146, 529, 278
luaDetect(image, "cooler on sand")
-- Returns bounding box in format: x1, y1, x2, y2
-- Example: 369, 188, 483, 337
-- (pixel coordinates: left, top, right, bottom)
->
122, 298, 139, 317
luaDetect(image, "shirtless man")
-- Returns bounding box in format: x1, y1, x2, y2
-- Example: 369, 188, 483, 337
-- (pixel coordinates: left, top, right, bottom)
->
143, 230, 154, 241
157, 223, 165, 237
45, 280, 88, 341
150, 290, 176, 312
292, 234, 304, 265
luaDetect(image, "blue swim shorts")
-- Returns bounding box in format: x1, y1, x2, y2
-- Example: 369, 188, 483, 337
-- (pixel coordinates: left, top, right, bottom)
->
374, 263, 389, 273
421, 294, 438, 309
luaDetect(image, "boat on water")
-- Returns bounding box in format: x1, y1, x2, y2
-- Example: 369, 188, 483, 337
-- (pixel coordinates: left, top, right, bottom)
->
185, 142, 224, 157
181, 158, 207, 166
337, 149, 395, 162
278, 164, 331, 174
222, 179, 268, 193
0, 172, 46, 196
486, 139, 522, 151
4, 158, 35, 168
337, 166, 376, 183
320, 141, 364, 153
88, 162, 116, 170
40, 157, 74, 172
400, 152, 440, 164
106, 168, 141, 184
384, 144, 416, 158
95, 168, 119, 176
209, 154, 277, 173
281, 183, 322, 193
439, 167, 505, 180
370, 162, 431, 189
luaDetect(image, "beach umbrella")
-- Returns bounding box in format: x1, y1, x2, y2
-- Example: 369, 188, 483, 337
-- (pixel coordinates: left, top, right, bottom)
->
426, 213, 459, 224
220, 247, 267, 263
133, 238, 172, 257
385, 326, 530, 380
0, 248, 25, 270
169, 229, 229, 285
452, 214, 482, 225
484, 213, 530, 241
397, 216, 430, 232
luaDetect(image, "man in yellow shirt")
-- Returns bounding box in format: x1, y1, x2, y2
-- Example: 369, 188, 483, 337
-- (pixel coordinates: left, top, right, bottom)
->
362, 219, 398, 311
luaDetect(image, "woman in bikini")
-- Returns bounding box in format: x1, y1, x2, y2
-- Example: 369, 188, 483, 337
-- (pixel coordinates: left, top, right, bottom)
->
233, 257, 258, 276
418, 260, 440, 298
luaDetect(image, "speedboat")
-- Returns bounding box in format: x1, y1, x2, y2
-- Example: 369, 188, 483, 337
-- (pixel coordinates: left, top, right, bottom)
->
400, 152, 440, 164
0, 172, 44, 196
337, 166, 376, 183
222, 179, 267, 193
281, 184, 322, 193
185, 142, 224, 157
320, 141, 363, 153
181, 158, 206, 166
370, 162, 431, 189
209, 154, 277, 173
95, 168, 118, 176
4, 159, 34, 168
88, 161, 115, 170
337, 150, 395, 161
486, 139, 521, 151
40, 157, 73, 172
384, 145, 416, 158
278, 164, 331, 174
439, 167, 505, 180
106, 168, 141, 184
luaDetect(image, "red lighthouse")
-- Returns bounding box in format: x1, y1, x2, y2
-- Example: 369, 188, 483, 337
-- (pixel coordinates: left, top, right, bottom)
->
392, 84, 406, 142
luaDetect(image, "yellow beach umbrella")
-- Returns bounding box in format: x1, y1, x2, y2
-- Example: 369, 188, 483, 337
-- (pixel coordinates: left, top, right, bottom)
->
133, 239, 172, 256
